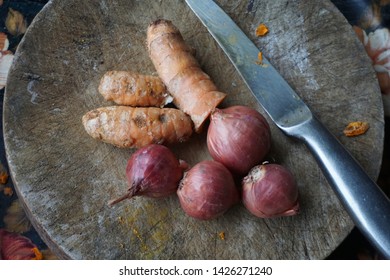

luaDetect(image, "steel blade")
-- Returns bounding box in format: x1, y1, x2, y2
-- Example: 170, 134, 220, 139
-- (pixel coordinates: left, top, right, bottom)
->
185, 0, 312, 130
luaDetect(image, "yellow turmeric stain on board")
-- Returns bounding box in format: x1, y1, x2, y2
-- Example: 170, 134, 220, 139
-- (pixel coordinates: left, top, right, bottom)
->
118, 200, 172, 259
147, 207, 170, 243
132, 227, 148, 252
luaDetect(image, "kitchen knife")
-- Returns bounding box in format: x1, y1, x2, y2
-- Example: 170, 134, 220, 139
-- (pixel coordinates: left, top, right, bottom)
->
185, 0, 390, 259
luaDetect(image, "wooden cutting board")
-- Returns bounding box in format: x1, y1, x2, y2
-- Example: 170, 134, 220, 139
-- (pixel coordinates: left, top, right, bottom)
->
3, 0, 384, 259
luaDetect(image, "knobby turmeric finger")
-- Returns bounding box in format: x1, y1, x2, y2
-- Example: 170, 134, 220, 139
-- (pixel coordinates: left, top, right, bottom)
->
82, 106, 193, 148
98, 71, 172, 108
147, 19, 226, 132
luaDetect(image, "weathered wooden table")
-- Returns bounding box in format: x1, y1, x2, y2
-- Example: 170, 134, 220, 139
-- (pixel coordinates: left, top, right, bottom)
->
3, 0, 384, 259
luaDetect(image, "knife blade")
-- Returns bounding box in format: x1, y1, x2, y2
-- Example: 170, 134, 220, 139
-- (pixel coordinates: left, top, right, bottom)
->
185, 0, 390, 259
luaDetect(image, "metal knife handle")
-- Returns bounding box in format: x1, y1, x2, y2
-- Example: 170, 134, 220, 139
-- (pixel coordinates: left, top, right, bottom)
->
287, 116, 390, 259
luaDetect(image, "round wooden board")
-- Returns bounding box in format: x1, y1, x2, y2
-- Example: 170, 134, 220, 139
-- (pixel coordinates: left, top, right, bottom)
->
3, 0, 384, 259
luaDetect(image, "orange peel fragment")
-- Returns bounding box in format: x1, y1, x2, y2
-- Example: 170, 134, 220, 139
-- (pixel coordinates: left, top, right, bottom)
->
218, 231, 225, 240
255, 23, 269, 37
343, 121, 370, 137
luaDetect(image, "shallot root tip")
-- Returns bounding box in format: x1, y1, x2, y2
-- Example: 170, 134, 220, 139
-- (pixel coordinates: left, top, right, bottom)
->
282, 200, 300, 216
265, 199, 300, 218
107, 192, 133, 207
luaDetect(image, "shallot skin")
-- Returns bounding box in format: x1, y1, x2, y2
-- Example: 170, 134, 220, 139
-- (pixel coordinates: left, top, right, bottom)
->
177, 160, 240, 220
108, 144, 188, 206
207, 106, 271, 176
242, 163, 299, 218
0, 229, 42, 260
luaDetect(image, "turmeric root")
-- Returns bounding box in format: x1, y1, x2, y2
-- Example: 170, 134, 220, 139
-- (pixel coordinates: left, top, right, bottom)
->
147, 19, 226, 132
82, 106, 193, 148
98, 71, 172, 107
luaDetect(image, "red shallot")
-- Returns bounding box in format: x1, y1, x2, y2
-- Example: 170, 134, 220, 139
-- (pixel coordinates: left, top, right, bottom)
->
242, 163, 299, 218
177, 160, 240, 220
0, 229, 42, 260
108, 144, 188, 206
207, 105, 271, 175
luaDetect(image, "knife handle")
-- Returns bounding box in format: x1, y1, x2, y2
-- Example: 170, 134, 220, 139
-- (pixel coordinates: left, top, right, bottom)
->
288, 116, 390, 259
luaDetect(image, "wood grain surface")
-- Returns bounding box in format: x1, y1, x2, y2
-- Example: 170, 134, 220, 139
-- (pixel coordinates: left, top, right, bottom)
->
3, 0, 384, 259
